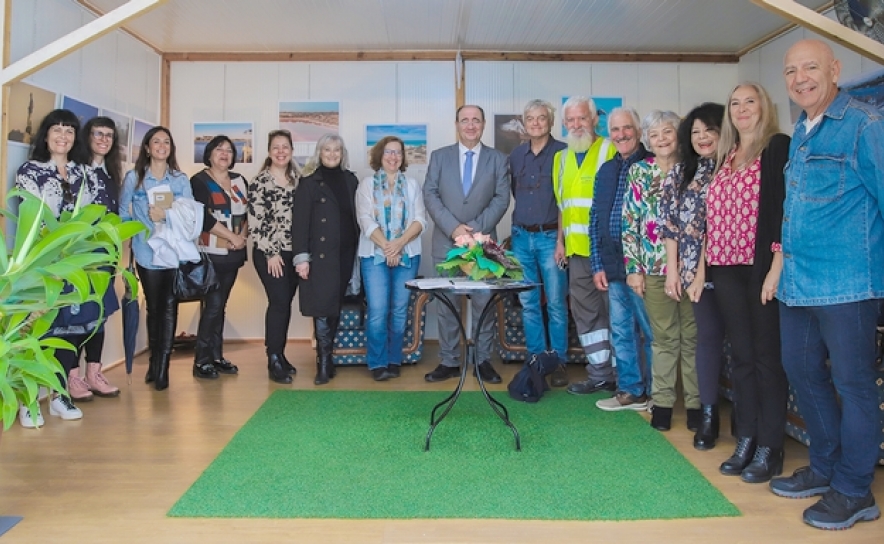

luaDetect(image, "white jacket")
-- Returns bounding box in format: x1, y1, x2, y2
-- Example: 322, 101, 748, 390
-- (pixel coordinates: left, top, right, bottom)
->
148, 198, 204, 267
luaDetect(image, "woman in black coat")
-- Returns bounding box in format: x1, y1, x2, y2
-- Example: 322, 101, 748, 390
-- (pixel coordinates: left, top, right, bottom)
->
293, 134, 359, 385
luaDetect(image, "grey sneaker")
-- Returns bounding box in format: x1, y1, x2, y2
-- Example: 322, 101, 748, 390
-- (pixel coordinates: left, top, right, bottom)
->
596, 391, 648, 412
803, 490, 880, 530
770, 466, 830, 499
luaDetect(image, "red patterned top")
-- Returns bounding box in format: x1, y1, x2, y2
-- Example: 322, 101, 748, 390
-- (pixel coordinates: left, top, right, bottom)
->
706, 149, 761, 266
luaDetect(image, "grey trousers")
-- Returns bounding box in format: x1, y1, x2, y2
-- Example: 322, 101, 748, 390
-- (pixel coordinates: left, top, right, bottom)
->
568, 256, 613, 382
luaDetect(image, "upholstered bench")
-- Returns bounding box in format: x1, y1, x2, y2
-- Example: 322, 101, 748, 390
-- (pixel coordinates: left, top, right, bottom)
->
493, 295, 588, 364
331, 291, 430, 366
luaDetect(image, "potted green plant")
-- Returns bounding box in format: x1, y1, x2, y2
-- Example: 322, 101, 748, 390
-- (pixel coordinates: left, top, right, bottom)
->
0, 189, 143, 431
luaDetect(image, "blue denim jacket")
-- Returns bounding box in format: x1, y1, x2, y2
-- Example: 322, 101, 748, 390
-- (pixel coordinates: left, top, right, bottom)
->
119, 168, 194, 270
781, 90, 884, 306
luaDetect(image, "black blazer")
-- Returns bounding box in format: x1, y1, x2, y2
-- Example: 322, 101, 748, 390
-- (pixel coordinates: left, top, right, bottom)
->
754, 132, 791, 280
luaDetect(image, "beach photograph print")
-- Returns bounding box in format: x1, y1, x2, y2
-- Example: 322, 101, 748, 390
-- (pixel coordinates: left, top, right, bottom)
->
279, 101, 340, 161
493, 114, 527, 155
193, 122, 255, 164
101, 109, 132, 164
130, 119, 153, 164
62, 96, 99, 127
7, 82, 57, 145
366, 124, 427, 165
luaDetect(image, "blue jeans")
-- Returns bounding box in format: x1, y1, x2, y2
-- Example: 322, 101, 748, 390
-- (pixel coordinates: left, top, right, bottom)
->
510, 226, 568, 358
779, 300, 881, 497
608, 280, 654, 397
361, 256, 420, 370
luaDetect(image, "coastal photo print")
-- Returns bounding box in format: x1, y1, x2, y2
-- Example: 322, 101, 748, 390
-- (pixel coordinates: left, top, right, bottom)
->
61, 95, 99, 126
193, 122, 255, 164
279, 101, 339, 165
560, 96, 622, 139
493, 114, 527, 155
130, 119, 153, 164
366, 124, 427, 165
7, 81, 56, 145
101, 109, 132, 164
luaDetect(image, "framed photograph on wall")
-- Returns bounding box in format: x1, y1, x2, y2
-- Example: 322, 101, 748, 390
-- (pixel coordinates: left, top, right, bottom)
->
101, 109, 132, 164
279, 101, 340, 162
130, 119, 154, 164
561, 96, 622, 139
493, 114, 526, 155
193, 122, 254, 164
61, 95, 99, 126
7, 82, 57, 145
365, 124, 427, 166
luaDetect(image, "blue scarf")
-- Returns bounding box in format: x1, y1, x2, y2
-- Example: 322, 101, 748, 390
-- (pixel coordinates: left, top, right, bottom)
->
372, 170, 411, 267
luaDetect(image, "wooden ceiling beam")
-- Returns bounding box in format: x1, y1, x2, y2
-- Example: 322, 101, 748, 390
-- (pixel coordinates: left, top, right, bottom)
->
163, 50, 738, 64
751, 0, 884, 64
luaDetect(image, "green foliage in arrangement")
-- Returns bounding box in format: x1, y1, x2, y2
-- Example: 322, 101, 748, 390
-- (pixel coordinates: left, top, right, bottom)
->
0, 189, 143, 430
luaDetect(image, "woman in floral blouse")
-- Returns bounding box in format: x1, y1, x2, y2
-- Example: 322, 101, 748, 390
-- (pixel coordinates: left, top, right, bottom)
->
622, 109, 697, 432
661, 103, 726, 450
248, 130, 300, 384
707, 82, 789, 484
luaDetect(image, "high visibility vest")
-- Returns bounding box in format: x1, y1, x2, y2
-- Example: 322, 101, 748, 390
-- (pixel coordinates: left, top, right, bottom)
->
553, 138, 615, 257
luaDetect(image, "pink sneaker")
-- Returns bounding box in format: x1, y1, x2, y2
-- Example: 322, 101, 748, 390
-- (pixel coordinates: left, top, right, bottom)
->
67, 371, 93, 402
86, 362, 120, 398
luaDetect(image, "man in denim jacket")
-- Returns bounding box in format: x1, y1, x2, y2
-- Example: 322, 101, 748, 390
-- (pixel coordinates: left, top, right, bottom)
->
769, 39, 883, 531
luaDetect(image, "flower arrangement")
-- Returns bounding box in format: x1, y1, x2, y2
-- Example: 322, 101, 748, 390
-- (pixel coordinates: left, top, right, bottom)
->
436, 233, 523, 280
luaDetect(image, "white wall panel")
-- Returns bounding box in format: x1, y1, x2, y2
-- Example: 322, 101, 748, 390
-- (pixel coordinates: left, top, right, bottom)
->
678, 64, 738, 114
637, 63, 680, 115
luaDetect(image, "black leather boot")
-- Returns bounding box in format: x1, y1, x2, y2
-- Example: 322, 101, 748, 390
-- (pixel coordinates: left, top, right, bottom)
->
145, 354, 157, 384
693, 404, 720, 451
720, 437, 756, 475
740, 446, 784, 483
686, 408, 702, 432
313, 317, 337, 385
281, 353, 297, 375
650, 406, 673, 431
154, 353, 171, 391
268, 354, 293, 384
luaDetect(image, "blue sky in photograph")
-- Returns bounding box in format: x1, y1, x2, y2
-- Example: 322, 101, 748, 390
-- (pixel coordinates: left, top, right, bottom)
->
366, 124, 427, 145
194, 122, 253, 138
279, 101, 339, 113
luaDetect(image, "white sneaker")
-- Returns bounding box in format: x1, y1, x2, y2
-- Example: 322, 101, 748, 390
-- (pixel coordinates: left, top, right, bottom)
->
19, 404, 45, 428
49, 395, 83, 420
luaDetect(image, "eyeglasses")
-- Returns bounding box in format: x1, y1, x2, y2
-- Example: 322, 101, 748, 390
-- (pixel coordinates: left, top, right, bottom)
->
458, 118, 484, 126
91, 130, 114, 141
383, 149, 403, 156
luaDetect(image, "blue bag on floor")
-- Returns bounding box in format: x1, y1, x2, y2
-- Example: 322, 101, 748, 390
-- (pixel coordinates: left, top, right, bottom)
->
507, 352, 558, 403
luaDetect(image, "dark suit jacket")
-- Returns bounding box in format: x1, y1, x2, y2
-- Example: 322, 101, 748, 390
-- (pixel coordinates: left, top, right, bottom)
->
422, 142, 510, 261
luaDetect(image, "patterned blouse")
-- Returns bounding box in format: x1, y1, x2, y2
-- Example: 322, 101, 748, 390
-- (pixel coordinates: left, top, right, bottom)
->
15, 159, 102, 216
706, 149, 761, 266
622, 157, 669, 277
660, 158, 716, 290
247, 169, 297, 256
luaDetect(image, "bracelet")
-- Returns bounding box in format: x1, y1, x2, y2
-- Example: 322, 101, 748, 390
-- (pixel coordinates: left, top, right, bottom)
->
770, 242, 782, 253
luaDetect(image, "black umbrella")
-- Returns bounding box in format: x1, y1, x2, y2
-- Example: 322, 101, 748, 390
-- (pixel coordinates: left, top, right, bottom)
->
122, 259, 140, 383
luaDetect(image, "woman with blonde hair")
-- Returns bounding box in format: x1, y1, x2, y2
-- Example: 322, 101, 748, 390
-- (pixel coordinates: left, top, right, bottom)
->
706, 82, 790, 483
293, 134, 360, 385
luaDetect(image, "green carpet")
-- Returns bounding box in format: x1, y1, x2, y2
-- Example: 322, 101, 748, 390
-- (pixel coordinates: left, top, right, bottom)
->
169, 390, 740, 521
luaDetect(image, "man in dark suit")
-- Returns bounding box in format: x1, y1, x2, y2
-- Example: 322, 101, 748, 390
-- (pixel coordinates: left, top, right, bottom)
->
422, 105, 511, 383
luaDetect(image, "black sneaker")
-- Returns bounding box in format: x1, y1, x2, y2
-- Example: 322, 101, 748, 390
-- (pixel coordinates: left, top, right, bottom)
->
770, 466, 830, 499
566, 379, 616, 395
803, 489, 880, 530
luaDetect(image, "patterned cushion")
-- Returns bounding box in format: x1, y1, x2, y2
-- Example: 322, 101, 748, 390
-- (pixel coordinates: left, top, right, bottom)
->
330, 291, 429, 366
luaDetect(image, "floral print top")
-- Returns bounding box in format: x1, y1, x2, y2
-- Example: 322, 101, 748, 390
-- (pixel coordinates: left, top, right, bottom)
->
247, 169, 297, 256
15, 159, 101, 216
622, 157, 669, 277
660, 157, 715, 289
706, 149, 761, 266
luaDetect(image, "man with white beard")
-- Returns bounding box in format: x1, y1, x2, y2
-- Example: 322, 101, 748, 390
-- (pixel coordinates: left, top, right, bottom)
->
552, 96, 617, 394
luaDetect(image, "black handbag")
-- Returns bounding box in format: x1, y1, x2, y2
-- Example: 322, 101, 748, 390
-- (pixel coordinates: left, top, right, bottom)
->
174, 252, 220, 302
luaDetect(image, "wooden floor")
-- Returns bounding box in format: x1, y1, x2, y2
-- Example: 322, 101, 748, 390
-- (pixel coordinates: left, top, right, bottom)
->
0, 340, 881, 543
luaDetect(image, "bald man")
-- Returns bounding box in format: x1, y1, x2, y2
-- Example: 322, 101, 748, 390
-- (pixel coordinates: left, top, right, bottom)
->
769, 39, 882, 530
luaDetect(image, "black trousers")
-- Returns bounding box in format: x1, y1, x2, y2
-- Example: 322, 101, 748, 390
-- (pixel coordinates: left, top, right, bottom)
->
712, 264, 788, 449
79, 330, 105, 363
253, 249, 298, 355
194, 264, 239, 365
137, 265, 179, 360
